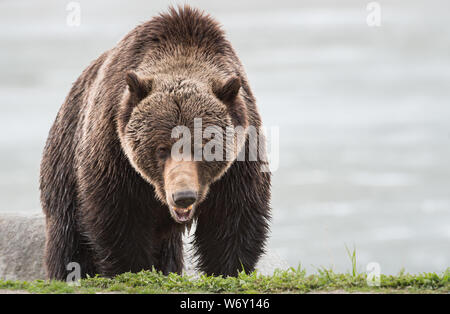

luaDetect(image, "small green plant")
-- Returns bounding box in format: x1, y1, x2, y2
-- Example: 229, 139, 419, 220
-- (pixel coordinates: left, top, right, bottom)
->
345, 244, 358, 277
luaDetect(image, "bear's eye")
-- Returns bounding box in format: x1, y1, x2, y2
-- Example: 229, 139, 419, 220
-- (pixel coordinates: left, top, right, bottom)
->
156, 146, 170, 160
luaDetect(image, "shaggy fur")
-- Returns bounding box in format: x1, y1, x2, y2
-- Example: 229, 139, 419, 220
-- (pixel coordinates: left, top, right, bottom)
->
40, 5, 271, 280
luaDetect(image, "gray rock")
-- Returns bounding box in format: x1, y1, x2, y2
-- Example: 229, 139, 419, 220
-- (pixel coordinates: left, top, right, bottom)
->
0, 212, 286, 281
0, 212, 46, 281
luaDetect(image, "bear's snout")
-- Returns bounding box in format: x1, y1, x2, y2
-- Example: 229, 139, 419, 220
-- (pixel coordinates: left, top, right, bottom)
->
173, 190, 197, 208
164, 159, 199, 223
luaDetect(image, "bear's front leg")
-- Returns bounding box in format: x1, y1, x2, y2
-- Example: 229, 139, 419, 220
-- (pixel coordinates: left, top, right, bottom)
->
150, 214, 185, 275
153, 229, 184, 275
44, 215, 98, 280
78, 179, 186, 277
77, 171, 162, 277
193, 162, 271, 276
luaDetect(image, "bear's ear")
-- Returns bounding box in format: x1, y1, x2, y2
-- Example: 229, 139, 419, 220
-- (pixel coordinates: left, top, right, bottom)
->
213, 76, 248, 128
213, 76, 241, 104
126, 71, 153, 100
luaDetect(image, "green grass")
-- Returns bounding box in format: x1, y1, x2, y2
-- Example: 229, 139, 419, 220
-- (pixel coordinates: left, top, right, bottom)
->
1, 248, 448, 293
1, 266, 448, 294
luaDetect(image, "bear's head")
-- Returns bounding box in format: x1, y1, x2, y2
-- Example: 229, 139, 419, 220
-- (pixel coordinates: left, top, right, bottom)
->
117, 71, 248, 223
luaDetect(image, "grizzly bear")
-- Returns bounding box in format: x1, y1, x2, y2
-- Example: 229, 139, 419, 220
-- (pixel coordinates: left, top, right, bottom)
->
40, 5, 271, 280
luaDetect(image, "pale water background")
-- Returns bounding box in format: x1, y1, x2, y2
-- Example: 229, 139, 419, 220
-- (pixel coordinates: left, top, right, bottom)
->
0, 0, 449, 275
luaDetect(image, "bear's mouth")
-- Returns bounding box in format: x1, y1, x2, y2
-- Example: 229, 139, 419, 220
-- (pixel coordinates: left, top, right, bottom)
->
170, 204, 194, 223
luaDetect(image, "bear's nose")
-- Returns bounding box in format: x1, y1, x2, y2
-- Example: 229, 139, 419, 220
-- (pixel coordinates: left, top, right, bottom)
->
173, 190, 197, 208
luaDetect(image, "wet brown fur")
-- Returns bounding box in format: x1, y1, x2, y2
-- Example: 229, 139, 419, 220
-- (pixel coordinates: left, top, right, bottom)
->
40, 5, 271, 279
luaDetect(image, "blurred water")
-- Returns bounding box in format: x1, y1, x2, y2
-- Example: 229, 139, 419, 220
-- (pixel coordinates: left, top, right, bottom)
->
0, 0, 449, 274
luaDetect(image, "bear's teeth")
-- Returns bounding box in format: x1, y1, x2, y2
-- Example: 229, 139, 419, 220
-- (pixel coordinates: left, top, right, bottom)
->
173, 205, 193, 213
